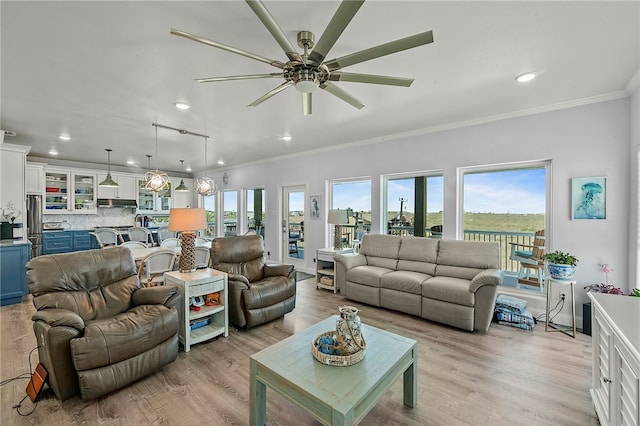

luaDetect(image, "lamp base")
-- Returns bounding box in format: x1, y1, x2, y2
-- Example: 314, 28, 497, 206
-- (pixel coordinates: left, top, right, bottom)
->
333, 225, 342, 250
179, 231, 197, 273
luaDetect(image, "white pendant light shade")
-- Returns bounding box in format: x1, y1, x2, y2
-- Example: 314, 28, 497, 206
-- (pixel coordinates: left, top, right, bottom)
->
144, 124, 169, 193
98, 148, 119, 187
195, 136, 217, 197
195, 176, 217, 196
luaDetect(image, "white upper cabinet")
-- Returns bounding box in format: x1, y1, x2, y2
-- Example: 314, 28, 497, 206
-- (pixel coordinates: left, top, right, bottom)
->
97, 174, 137, 200
26, 163, 45, 195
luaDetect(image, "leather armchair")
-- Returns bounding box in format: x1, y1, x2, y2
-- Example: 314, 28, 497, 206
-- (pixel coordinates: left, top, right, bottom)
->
26, 247, 181, 401
210, 235, 296, 328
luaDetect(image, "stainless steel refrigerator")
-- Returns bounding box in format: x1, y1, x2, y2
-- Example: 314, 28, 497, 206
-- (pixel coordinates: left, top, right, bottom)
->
27, 195, 43, 258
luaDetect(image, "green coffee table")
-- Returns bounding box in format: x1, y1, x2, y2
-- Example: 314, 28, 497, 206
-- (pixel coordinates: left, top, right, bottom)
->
249, 316, 417, 425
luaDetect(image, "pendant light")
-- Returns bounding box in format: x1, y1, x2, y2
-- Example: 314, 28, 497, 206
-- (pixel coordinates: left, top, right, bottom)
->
98, 148, 119, 187
195, 136, 217, 196
175, 160, 190, 192
144, 123, 169, 192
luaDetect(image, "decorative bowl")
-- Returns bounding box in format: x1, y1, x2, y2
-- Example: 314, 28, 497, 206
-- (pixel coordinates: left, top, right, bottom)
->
311, 331, 365, 367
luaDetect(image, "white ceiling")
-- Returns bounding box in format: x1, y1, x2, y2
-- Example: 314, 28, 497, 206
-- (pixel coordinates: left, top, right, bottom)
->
1, 1, 638, 174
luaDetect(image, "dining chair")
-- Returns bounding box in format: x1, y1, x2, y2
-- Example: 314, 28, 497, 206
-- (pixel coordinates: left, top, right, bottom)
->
194, 246, 211, 269
94, 228, 124, 248
128, 226, 154, 246
195, 237, 210, 247
121, 241, 148, 249
160, 237, 180, 248
137, 249, 176, 287
157, 227, 177, 244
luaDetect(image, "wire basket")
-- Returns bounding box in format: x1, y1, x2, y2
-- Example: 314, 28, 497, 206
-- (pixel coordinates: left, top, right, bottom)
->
311, 331, 366, 367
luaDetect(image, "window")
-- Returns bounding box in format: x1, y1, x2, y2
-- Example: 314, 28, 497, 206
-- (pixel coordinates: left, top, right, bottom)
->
330, 179, 372, 245
383, 173, 443, 237
223, 190, 238, 236
202, 194, 216, 237
461, 161, 549, 291
246, 188, 265, 237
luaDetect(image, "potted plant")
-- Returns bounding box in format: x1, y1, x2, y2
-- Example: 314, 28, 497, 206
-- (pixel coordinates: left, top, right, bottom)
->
542, 250, 578, 280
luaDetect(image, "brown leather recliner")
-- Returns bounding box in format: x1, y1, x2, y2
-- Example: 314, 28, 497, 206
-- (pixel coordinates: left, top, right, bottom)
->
26, 247, 181, 401
210, 235, 296, 328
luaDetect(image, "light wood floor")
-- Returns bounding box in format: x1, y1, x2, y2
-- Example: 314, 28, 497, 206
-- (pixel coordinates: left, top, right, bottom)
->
1, 278, 598, 426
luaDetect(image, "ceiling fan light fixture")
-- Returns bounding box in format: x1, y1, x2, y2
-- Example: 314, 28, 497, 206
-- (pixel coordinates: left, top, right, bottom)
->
99, 148, 119, 187
293, 68, 319, 93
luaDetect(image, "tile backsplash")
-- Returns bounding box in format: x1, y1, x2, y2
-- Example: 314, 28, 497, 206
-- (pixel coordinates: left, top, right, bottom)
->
44, 209, 153, 230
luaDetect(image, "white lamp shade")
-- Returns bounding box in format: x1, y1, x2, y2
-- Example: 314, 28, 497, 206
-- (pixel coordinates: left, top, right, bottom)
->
168, 208, 207, 232
327, 209, 349, 225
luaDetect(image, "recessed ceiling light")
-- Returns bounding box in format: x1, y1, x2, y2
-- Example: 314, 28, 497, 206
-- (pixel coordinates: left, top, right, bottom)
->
58, 135, 71, 141
49, 149, 58, 156
126, 160, 136, 166
174, 102, 190, 110
280, 136, 292, 142
185, 166, 192, 172
515, 72, 536, 83
217, 160, 225, 165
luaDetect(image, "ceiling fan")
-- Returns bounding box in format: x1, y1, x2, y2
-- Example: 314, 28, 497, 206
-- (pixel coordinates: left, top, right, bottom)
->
171, 0, 434, 115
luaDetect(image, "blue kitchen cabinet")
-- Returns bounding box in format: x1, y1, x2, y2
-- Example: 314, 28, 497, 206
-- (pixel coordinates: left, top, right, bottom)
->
0, 242, 30, 306
43, 231, 99, 254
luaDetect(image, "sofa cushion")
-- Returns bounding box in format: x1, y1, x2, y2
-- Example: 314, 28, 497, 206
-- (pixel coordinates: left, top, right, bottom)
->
346, 265, 392, 288
70, 304, 178, 371
381, 270, 430, 295
422, 276, 475, 306
397, 236, 438, 275
360, 234, 400, 270
435, 240, 500, 280
243, 277, 296, 309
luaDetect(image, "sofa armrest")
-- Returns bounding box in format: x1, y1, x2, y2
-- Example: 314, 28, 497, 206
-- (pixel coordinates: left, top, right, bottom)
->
132, 285, 179, 306
469, 269, 504, 292
264, 264, 294, 279
32, 309, 85, 331
334, 253, 366, 270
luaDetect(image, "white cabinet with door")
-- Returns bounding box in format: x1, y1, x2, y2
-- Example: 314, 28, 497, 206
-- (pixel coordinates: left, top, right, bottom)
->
26, 163, 45, 195
172, 177, 194, 208
589, 292, 640, 426
44, 168, 97, 214
137, 179, 172, 214
97, 174, 137, 200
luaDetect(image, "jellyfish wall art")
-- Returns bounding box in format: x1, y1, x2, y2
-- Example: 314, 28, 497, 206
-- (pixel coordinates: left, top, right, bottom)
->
571, 177, 606, 220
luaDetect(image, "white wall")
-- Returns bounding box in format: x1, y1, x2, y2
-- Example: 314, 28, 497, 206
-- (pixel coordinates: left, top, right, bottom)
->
211, 97, 632, 324
629, 87, 639, 289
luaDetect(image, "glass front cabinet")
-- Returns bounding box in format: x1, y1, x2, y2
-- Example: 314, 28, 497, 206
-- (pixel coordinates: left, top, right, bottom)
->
137, 179, 172, 214
45, 169, 97, 214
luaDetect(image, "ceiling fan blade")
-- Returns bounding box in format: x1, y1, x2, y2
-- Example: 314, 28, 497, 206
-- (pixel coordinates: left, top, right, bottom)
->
329, 72, 414, 87
320, 82, 365, 110
308, 0, 364, 66
171, 28, 285, 69
248, 81, 294, 107
196, 73, 282, 83
245, 0, 302, 63
324, 30, 434, 71
302, 92, 312, 115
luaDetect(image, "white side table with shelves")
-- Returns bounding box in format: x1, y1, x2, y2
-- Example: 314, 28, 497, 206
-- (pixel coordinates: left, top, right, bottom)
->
316, 247, 353, 293
164, 268, 228, 352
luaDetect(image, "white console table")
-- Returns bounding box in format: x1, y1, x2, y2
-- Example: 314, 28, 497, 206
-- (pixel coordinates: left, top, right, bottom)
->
588, 292, 639, 426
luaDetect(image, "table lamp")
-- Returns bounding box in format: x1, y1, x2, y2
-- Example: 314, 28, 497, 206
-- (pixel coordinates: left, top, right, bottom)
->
327, 209, 349, 250
168, 208, 207, 273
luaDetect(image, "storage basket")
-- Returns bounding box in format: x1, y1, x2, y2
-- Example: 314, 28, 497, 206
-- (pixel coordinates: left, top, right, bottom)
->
311, 331, 366, 367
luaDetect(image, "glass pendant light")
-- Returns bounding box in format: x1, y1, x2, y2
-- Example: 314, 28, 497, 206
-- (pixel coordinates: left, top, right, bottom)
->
144, 124, 169, 192
98, 148, 119, 187
175, 160, 190, 192
195, 136, 217, 196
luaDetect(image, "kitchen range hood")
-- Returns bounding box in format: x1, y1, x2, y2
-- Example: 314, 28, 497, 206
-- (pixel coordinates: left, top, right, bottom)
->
97, 198, 137, 208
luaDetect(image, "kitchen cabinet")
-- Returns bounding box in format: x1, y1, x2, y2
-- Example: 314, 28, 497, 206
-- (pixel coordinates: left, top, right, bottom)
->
589, 292, 640, 426
97, 174, 137, 200
42, 230, 99, 254
172, 177, 194, 208
0, 241, 30, 306
26, 163, 46, 195
137, 179, 172, 214
1, 144, 28, 240
44, 169, 97, 214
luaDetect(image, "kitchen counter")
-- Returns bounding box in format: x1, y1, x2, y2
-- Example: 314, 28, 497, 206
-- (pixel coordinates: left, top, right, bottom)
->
0, 239, 31, 246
